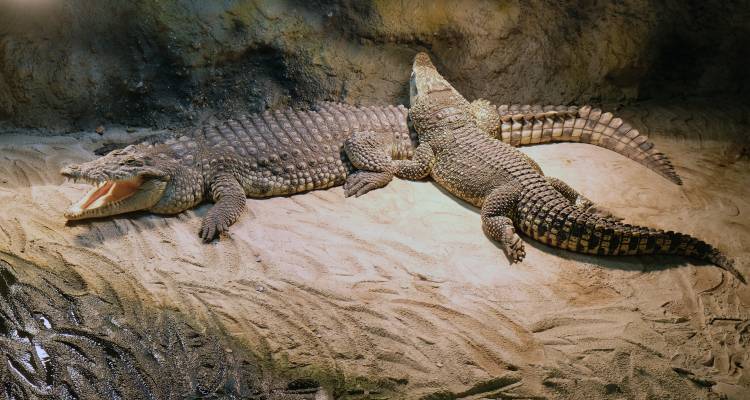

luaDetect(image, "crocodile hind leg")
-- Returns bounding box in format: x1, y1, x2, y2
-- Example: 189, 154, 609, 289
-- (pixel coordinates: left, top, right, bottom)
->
545, 177, 621, 220
481, 183, 526, 262
344, 131, 435, 197
546, 177, 593, 209
200, 173, 246, 242
524, 154, 543, 174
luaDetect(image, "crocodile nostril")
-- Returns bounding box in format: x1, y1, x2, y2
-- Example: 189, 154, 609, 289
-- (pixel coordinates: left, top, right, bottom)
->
60, 165, 80, 176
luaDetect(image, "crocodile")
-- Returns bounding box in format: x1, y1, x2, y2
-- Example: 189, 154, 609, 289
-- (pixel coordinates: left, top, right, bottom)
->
478, 101, 681, 185
60, 98, 679, 242
343, 53, 743, 282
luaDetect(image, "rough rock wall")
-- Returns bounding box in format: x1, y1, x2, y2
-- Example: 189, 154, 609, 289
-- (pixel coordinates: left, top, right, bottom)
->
0, 0, 748, 131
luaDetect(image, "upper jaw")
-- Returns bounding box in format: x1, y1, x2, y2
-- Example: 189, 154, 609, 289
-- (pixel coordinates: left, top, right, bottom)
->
60, 165, 167, 182
60, 166, 110, 187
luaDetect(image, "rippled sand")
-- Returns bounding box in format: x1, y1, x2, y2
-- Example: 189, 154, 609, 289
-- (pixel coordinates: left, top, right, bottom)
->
0, 103, 748, 398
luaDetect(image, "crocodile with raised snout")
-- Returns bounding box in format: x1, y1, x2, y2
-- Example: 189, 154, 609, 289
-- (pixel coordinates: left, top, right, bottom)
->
61, 97, 679, 242
343, 53, 743, 282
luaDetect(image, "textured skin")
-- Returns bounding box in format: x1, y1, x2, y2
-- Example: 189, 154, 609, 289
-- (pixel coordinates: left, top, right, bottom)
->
345, 53, 743, 282
62, 103, 414, 241
496, 103, 681, 184
62, 98, 679, 241
470, 99, 681, 184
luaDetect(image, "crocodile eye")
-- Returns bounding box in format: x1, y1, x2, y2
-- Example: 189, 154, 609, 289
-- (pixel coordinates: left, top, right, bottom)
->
124, 158, 143, 166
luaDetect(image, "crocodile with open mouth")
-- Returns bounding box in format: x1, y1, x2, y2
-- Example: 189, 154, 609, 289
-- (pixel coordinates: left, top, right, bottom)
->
61, 97, 679, 242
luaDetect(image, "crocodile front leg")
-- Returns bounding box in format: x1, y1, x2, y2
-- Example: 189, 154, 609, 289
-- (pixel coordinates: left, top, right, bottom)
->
481, 183, 525, 262
342, 131, 395, 197
344, 131, 434, 197
200, 173, 246, 242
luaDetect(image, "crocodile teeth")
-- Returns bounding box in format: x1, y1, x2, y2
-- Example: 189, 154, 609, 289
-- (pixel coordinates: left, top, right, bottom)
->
65, 177, 143, 218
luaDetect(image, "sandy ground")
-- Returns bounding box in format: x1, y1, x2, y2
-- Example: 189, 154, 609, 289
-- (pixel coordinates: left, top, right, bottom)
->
0, 105, 748, 399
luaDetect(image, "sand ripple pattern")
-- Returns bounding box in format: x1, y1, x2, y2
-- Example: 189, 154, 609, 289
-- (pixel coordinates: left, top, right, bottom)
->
0, 102, 748, 398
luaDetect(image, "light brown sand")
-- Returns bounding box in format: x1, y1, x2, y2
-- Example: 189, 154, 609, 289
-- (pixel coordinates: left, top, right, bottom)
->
0, 105, 748, 398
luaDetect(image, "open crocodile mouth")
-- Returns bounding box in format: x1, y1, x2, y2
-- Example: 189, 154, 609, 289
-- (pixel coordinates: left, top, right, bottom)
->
62, 174, 167, 220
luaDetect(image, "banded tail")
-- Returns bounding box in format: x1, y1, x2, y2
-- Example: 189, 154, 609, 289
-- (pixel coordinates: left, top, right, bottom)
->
515, 190, 743, 282
497, 104, 682, 185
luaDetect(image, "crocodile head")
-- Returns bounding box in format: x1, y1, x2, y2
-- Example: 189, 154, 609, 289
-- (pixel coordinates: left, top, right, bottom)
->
61, 144, 192, 220
409, 52, 471, 141
410, 52, 449, 106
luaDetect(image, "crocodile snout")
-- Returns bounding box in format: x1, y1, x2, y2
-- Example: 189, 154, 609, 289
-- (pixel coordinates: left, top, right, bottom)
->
60, 164, 80, 177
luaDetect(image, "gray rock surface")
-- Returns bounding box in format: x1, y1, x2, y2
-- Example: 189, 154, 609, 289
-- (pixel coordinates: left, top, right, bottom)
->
0, 0, 748, 131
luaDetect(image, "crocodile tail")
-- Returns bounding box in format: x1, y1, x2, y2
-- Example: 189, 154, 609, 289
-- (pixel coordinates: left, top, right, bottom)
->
703, 248, 743, 283
517, 196, 743, 282
497, 104, 682, 185
650, 230, 743, 282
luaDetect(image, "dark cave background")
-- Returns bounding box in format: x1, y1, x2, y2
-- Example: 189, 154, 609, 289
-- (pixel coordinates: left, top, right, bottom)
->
0, 0, 748, 132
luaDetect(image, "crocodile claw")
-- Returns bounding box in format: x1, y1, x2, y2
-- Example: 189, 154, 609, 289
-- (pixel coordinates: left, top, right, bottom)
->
504, 232, 526, 262
344, 170, 394, 197
199, 214, 227, 242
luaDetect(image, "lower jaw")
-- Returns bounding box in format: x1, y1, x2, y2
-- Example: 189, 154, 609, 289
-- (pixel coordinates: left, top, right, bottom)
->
64, 206, 127, 220
64, 179, 167, 220
64, 197, 150, 220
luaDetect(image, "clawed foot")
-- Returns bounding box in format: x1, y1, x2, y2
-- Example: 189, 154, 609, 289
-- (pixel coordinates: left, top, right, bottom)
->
344, 170, 394, 197
199, 214, 230, 242
504, 234, 526, 262
502, 226, 526, 262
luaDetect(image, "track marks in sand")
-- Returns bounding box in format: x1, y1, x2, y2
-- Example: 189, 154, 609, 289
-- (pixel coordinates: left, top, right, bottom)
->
0, 249, 331, 399
2, 105, 749, 398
